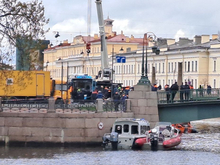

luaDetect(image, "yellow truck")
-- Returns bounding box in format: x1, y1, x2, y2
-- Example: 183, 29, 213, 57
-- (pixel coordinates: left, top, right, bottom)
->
0, 70, 70, 103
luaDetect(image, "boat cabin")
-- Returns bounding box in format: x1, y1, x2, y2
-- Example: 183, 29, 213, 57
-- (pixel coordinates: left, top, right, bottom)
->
112, 118, 150, 135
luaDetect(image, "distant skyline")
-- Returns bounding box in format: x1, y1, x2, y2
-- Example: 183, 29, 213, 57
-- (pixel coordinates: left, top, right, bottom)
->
28, 0, 220, 44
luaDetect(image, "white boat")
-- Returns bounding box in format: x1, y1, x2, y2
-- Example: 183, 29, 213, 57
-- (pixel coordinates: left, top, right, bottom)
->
102, 118, 150, 150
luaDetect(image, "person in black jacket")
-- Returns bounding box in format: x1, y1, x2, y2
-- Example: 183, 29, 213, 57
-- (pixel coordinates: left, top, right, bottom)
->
184, 82, 190, 101
180, 82, 184, 102
170, 82, 179, 102
113, 92, 121, 111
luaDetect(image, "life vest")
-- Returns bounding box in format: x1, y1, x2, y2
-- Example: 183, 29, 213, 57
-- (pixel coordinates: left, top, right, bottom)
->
70, 86, 73, 92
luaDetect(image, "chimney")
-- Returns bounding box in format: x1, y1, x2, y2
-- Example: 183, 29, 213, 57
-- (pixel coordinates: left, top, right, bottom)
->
212, 34, 218, 40
121, 30, 124, 36
201, 35, 210, 44
113, 31, 117, 36
126, 37, 130, 43
94, 34, 99, 40
63, 40, 68, 44
131, 35, 134, 40
167, 39, 175, 45
194, 35, 201, 45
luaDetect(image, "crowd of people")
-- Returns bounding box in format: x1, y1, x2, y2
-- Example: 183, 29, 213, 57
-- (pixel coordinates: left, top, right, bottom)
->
158, 82, 212, 103
91, 85, 132, 112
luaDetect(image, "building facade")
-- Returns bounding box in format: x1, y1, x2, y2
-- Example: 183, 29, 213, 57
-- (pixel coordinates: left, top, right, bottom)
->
44, 18, 220, 89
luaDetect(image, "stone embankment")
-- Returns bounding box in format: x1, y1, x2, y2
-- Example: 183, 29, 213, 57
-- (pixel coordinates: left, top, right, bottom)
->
176, 118, 220, 153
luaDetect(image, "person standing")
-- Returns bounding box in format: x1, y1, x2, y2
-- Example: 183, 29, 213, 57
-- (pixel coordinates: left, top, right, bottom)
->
164, 84, 170, 103
96, 91, 103, 99
180, 82, 184, 102
113, 92, 121, 111
184, 82, 190, 101
199, 85, 203, 97
207, 85, 211, 95
170, 82, 179, 102
121, 94, 128, 112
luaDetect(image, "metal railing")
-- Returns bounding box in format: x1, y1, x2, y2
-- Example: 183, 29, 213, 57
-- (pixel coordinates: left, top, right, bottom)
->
2, 103, 49, 110
55, 100, 97, 112
157, 88, 220, 104
103, 99, 127, 112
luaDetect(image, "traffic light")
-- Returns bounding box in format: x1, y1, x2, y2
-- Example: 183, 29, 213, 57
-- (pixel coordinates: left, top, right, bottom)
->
86, 43, 91, 54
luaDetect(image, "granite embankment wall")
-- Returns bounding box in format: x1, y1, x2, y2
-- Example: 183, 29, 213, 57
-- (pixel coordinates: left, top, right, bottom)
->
0, 112, 134, 146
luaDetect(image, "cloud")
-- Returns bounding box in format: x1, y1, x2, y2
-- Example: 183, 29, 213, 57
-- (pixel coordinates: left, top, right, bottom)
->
41, 0, 220, 42
174, 30, 185, 41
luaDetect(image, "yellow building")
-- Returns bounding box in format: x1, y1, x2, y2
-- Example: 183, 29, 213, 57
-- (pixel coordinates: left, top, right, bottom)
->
44, 17, 143, 81
113, 34, 220, 89
44, 18, 220, 89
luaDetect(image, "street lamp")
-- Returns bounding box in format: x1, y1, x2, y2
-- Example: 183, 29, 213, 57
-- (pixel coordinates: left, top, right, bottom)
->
137, 32, 158, 85
58, 58, 63, 100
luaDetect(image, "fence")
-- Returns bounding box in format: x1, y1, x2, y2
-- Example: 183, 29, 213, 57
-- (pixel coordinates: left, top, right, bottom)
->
157, 88, 220, 104
0, 97, 129, 113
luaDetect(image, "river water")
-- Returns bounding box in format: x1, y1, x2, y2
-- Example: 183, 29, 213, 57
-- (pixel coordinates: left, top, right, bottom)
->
0, 146, 220, 165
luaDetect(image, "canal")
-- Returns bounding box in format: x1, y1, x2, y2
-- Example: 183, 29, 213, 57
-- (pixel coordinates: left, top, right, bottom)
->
0, 146, 220, 165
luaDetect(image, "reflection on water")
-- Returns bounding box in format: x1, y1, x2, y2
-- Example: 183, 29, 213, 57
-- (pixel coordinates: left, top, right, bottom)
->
0, 146, 220, 165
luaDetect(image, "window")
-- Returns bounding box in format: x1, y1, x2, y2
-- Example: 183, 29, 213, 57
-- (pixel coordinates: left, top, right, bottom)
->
115, 125, 122, 134
131, 125, 138, 134
162, 63, 164, 73
124, 124, 129, 133
175, 62, 177, 72
168, 62, 170, 72
138, 64, 140, 74
140, 126, 149, 134
131, 65, 133, 74
188, 61, 190, 72
185, 61, 187, 72
195, 61, 197, 71
159, 63, 161, 73
214, 79, 216, 88
195, 79, 197, 89
171, 62, 173, 73
155, 63, 157, 73
192, 61, 194, 72
214, 61, 216, 72
126, 47, 131, 52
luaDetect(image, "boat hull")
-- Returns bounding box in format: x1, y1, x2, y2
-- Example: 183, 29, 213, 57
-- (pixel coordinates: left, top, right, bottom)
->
163, 136, 181, 148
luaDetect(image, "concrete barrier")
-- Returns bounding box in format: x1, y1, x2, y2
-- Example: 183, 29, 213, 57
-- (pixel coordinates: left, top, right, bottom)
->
0, 112, 134, 146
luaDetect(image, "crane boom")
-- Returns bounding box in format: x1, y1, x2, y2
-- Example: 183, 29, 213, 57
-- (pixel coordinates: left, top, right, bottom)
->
95, 0, 111, 81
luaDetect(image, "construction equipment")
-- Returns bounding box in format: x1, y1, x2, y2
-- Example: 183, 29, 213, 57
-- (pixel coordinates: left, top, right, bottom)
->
95, 0, 112, 82
0, 70, 70, 103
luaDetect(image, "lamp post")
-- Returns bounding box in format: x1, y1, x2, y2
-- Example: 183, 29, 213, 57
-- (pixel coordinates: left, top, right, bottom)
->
58, 58, 63, 100
137, 32, 157, 86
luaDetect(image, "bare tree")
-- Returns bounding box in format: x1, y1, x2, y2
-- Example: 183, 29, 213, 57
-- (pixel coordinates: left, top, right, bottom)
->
0, 0, 49, 70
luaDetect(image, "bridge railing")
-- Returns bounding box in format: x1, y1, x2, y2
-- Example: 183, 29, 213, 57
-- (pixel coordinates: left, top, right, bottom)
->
157, 88, 220, 104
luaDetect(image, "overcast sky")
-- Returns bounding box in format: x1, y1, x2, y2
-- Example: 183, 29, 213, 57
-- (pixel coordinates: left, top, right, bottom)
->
39, 0, 220, 45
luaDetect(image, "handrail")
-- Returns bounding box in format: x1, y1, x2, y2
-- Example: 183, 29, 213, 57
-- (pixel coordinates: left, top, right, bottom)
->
157, 88, 220, 104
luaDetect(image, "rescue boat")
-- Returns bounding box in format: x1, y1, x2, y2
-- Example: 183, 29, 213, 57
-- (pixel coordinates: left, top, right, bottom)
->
142, 122, 182, 150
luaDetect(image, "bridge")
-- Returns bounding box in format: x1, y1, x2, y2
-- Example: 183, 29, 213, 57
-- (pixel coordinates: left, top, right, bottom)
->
157, 88, 220, 123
